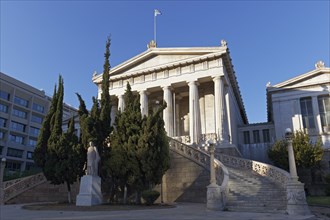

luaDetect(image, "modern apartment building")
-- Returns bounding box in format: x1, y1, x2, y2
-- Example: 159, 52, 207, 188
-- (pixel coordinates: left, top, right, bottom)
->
0, 72, 77, 172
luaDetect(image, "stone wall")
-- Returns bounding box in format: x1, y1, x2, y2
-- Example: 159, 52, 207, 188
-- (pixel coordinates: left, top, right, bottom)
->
162, 151, 209, 203
7, 150, 210, 204
7, 181, 80, 204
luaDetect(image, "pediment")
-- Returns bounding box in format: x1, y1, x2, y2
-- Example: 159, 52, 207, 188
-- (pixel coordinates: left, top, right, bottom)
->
92, 47, 226, 83
122, 54, 201, 74
272, 68, 330, 90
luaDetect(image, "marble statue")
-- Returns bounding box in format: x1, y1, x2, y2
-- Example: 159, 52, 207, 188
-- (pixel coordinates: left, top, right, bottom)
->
87, 141, 100, 176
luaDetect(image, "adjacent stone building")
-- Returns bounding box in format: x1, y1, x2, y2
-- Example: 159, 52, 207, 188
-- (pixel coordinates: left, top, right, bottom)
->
267, 61, 330, 148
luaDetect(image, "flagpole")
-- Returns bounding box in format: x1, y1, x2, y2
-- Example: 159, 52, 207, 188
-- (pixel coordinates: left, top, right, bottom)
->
154, 12, 157, 44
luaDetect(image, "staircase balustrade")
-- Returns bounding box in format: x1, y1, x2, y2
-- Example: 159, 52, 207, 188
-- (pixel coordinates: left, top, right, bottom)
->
168, 137, 229, 194
3, 172, 46, 203
216, 153, 290, 187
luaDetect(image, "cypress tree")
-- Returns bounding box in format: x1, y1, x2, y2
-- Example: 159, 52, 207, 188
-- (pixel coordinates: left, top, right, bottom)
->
100, 36, 112, 137
138, 102, 170, 189
108, 83, 143, 200
34, 84, 58, 167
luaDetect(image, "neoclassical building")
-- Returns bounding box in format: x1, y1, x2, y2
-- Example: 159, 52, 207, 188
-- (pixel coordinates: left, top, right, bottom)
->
93, 40, 248, 148
267, 61, 330, 148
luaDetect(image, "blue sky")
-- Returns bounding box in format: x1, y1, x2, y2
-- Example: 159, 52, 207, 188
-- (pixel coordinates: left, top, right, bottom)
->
1, 1, 329, 123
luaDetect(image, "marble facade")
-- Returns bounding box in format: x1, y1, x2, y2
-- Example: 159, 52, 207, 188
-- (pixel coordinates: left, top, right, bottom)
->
93, 41, 248, 147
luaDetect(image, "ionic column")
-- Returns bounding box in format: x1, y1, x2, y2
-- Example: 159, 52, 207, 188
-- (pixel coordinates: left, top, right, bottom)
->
163, 86, 174, 136
139, 90, 149, 116
213, 76, 224, 142
188, 81, 200, 144
118, 94, 125, 111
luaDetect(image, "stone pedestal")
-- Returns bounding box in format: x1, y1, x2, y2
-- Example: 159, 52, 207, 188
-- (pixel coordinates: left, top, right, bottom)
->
286, 180, 311, 215
76, 175, 102, 206
207, 184, 224, 211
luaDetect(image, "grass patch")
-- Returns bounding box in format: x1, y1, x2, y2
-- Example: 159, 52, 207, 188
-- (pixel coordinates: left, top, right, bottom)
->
307, 196, 330, 206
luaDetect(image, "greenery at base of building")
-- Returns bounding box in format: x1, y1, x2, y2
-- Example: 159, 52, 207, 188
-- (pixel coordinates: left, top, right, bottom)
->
268, 131, 324, 171
325, 174, 330, 196
141, 190, 160, 205
33, 76, 82, 203
307, 196, 330, 206
3, 168, 41, 181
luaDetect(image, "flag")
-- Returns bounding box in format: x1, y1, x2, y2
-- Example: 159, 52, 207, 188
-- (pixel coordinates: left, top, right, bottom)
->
154, 9, 162, 17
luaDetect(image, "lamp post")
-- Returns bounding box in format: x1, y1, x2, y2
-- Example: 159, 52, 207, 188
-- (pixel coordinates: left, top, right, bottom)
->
206, 139, 224, 210
285, 128, 298, 182
284, 128, 311, 215
209, 140, 217, 186
0, 158, 6, 205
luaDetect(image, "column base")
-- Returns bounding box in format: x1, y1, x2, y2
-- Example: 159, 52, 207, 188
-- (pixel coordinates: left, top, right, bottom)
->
207, 184, 225, 211
286, 180, 311, 215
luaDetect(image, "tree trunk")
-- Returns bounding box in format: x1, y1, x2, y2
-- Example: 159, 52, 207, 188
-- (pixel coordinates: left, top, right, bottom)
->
135, 191, 141, 204
123, 185, 127, 204
66, 181, 72, 204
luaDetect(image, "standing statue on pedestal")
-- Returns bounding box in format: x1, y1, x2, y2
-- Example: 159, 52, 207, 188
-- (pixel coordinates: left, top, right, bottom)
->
87, 141, 100, 176
76, 141, 103, 206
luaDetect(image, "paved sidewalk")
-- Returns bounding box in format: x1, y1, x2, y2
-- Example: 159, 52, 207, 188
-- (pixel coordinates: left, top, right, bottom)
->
1, 203, 318, 220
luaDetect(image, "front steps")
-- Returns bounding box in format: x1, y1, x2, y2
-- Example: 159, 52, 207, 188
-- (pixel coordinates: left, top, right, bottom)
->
226, 166, 287, 213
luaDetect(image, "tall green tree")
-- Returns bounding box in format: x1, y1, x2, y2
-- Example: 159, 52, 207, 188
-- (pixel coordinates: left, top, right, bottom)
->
34, 84, 58, 167
138, 102, 170, 189
108, 83, 143, 200
35, 76, 82, 203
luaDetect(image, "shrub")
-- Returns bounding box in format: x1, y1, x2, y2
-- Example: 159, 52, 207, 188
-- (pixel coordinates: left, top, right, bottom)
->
141, 190, 160, 205
325, 174, 330, 196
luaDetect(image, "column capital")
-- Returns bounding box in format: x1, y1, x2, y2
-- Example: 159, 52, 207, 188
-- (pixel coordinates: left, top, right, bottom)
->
212, 75, 224, 82
162, 85, 172, 90
187, 81, 200, 86
139, 89, 150, 96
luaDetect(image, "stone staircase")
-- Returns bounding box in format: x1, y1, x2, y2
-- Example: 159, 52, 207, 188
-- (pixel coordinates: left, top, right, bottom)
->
226, 166, 287, 213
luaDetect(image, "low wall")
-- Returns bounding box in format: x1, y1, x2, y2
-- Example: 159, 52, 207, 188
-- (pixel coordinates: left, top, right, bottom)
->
162, 151, 209, 203
7, 181, 80, 204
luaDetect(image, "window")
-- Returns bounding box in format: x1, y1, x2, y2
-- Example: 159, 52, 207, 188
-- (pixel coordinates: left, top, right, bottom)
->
243, 131, 250, 144
7, 147, 24, 158
12, 108, 27, 119
300, 97, 315, 129
29, 127, 40, 137
32, 103, 45, 113
0, 90, 10, 100
27, 151, 33, 159
0, 103, 8, 113
28, 138, 37, 147
14, 96, 29, 108
11, 121, 26, 132
0, 131, 4, 140
6, 161, 21, 171
262, 129, 270, 143
0, 146, 3, 155
31, 114, 43, 124
0, 117, 7, 128
9, 134, 24, 144
253, 130, 260, 143
318, 95, 330, 132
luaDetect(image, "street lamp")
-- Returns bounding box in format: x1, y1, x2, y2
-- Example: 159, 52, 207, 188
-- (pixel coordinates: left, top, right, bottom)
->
0, 157, 7, 205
